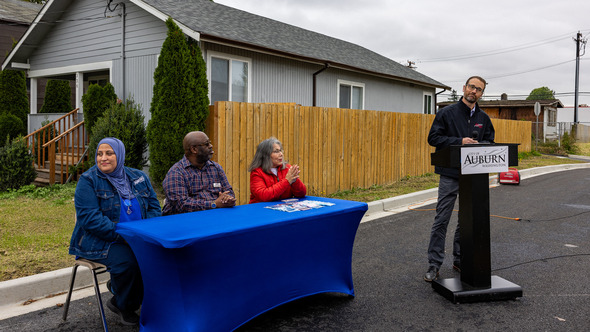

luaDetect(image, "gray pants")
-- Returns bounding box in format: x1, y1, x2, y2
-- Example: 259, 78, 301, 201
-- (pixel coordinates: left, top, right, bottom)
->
427, 175, 460, 268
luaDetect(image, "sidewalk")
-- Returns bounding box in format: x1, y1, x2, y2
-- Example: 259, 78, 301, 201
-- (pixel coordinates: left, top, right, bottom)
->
1, 161, 590, 321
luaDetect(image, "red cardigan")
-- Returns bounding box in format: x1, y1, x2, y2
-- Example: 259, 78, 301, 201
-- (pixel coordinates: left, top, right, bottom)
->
249, 164, 307, 203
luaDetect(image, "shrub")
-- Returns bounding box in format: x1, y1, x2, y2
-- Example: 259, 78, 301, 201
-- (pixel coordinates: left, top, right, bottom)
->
147, 18, 209, 186
561, 131, 580, 155
0, 136, 37, 192
0, 113, 25, 147
0, 69, 29, 127
82, 83, 118, 135
39, 79, 73, 113
88, 98, 148, 170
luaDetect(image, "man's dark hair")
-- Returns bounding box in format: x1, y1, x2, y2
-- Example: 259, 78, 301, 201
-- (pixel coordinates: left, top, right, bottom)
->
465, 76, 487, 90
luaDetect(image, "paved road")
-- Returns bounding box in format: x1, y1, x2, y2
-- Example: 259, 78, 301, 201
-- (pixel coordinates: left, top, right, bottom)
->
2, 168, 590, 331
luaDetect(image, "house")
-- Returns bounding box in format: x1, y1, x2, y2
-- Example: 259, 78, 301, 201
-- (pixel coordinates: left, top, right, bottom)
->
2, 0, 450, 133
437, 94, 564, 142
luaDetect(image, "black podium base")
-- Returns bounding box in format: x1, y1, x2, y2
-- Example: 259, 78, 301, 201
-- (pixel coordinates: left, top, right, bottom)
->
432, 275, 522, 303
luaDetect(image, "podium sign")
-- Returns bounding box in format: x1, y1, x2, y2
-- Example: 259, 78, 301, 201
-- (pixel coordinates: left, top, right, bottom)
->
461, 146, 509, 174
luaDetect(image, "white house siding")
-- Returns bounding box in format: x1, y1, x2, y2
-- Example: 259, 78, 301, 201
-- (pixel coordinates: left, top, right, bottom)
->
26, 0, 166, 121
316, 69, 432, 113
202, 43, 433, 113
112, 54, 159, 122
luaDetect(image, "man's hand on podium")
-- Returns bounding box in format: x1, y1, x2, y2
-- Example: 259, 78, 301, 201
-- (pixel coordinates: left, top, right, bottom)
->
462, 137, 478, 144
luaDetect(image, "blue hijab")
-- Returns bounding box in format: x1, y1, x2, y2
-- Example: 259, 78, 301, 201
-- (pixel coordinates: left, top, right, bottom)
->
96, 137, 134, 199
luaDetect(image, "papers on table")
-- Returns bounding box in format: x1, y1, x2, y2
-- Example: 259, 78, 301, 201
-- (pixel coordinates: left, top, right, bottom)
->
265, 199, 335, 212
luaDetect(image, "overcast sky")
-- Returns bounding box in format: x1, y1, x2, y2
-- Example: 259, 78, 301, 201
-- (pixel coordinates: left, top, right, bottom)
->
215, 0, 590, 107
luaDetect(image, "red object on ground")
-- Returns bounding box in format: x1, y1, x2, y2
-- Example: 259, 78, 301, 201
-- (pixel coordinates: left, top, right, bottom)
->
499, 168, 520, 185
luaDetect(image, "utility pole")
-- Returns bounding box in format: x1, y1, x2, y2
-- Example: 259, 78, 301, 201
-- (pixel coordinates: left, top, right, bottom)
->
573, 31, 587, 123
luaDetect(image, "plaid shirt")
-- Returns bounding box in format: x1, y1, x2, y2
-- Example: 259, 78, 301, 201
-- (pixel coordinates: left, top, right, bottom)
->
162, 156, 234, 215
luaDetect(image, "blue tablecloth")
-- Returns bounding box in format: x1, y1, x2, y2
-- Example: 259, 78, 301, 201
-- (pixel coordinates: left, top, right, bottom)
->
116, 196, 367, 332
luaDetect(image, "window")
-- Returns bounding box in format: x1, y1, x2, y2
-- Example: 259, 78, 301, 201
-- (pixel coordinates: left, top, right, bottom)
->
548, 108, 557, 127
338, 80, 364, 109
423, 93, 433, 114
208, 53, 251, 104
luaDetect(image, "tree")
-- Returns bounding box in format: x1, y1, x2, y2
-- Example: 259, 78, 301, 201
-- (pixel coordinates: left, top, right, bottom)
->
82, 83, 118, 136
526, 87, 555, 100
0, 114, 25, 147
147, 18, 208, 186
447, 89, 458, 102
39, 79, 73, 113
0, 69, 29, 134
0, 136, 36, 192
188, 38, 210, 130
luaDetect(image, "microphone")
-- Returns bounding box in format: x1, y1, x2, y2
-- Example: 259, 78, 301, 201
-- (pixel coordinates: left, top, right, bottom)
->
471, 131, 479, 140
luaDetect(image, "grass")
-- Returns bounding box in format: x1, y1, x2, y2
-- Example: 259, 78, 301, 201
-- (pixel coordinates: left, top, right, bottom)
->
1, 145, 589, 282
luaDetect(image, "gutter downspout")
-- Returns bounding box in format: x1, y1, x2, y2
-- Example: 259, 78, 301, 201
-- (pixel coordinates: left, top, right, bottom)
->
120, 2, 126, 99
434, 89, 446, 114
312, 63, 329, 107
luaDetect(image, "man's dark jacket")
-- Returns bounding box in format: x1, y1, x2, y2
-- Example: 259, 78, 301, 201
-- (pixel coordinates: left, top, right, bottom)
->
428, 97, 495, 179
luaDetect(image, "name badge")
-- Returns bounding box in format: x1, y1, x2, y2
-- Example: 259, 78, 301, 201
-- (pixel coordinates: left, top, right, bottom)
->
213, 182, 221, 188
134, 177, 145, 185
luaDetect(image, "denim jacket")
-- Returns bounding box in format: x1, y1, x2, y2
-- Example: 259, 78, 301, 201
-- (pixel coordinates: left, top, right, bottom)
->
69, 165, 162, 260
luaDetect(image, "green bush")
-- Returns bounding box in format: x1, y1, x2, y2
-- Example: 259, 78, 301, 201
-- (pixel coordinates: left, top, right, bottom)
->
88, 98, 148, 170
39, 80, 73, 113
0, 136, 37, 192
562, 131, 580, 155
0, 114, 25, 147
0, 69, 29, 127
147, 18, 209, 186
82, 83, 118, 135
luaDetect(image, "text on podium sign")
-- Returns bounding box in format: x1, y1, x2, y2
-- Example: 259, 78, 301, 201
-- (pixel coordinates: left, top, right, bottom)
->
460, 146, 509, 175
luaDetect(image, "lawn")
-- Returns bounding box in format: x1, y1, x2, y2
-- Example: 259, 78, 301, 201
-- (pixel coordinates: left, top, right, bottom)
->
1, 148, 588, 282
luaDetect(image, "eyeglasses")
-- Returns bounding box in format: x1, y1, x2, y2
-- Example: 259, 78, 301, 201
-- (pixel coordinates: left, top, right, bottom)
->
271, 149, 283, 154
466, 84, 484, 93
194, 140, 212, 147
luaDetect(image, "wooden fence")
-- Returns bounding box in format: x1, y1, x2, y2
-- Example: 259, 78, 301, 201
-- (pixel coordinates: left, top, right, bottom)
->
205, 102, 532, 205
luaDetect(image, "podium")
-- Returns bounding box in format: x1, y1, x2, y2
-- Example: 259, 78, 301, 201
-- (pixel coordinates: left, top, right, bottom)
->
430, 143, 523, 303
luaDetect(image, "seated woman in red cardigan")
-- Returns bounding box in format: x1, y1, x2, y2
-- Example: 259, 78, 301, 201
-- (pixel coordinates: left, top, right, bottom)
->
248, 137, 307, 203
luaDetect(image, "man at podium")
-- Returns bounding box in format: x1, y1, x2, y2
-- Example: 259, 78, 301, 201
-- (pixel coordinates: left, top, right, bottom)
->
424, 76, 495, 282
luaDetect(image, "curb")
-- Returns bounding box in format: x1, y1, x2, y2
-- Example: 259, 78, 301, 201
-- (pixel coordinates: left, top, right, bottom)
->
2, 162, 590, 311
0, 266, 110, 308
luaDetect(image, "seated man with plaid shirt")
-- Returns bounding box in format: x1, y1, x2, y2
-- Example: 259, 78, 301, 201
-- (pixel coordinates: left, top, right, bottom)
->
162, 131, 236, 216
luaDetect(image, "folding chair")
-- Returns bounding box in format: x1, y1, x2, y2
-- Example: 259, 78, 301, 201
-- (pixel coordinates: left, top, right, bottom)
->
62, 216, 109, 332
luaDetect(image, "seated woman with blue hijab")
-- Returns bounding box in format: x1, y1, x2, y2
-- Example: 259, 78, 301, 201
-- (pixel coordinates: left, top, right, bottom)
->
68, 138, 161, 326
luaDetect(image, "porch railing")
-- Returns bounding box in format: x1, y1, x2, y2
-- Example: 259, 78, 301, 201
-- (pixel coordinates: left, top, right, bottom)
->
23, 108, 88, 184
43, 121, 87, 184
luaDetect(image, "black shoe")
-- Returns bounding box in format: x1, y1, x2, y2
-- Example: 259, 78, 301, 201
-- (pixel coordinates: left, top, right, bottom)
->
453, 261, 461, 273
424, 266, 439, 282
107, 297, 139, 326
106, 279, 113, 294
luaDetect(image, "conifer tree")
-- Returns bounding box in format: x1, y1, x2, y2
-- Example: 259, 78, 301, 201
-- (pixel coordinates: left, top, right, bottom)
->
40, 79, 73, 113
0, 69, 29, 134
147, 18, 209, 186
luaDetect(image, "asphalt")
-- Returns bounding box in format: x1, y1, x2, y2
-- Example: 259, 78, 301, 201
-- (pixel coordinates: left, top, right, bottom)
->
1, 159, 590, 331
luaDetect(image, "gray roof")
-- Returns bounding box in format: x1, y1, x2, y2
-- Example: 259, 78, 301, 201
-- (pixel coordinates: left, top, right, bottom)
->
0, 0, 42, 24
3, 0, 449, 90
141, 0, 448, 89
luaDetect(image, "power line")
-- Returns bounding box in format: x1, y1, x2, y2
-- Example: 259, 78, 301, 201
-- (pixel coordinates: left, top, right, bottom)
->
416, 31, 589, 63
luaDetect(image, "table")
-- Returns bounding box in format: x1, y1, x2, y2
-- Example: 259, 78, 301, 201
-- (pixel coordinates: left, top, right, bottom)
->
116, 196, 367, 331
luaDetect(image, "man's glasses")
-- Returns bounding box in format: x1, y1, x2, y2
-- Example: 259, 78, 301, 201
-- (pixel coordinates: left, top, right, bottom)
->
466, 84, 484, 93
